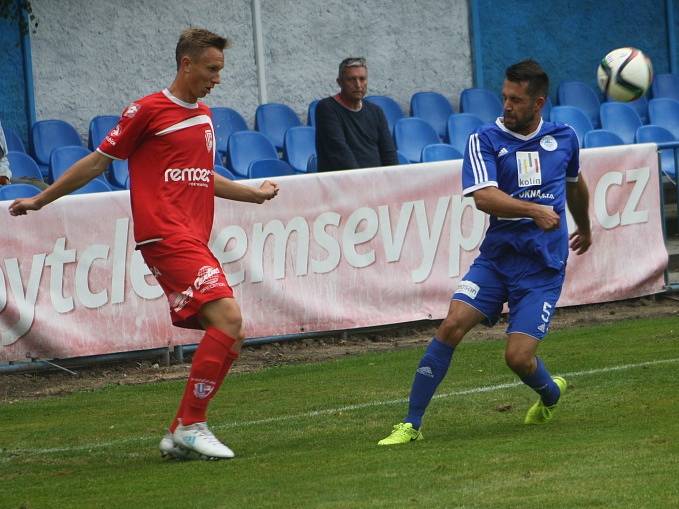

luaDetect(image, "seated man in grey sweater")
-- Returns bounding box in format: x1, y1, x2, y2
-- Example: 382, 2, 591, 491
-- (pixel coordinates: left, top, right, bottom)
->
315, 57, 398, 172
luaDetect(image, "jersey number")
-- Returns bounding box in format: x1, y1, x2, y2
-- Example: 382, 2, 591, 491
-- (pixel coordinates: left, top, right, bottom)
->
541, 302, 553, 323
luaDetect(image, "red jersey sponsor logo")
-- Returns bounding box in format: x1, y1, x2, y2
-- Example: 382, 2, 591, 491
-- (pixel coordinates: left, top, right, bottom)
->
124, 103, 141, 118
163, 167, 212, 186
169, 287, 193, 312
105, 124, 122, 146
193, 265, 223, 293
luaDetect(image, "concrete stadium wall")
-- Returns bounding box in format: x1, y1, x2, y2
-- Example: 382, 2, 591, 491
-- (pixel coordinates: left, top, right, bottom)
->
260, 0, 472, 121
28, 0, 472, 141
29, 1, 258, 140
470, 0, 671, 102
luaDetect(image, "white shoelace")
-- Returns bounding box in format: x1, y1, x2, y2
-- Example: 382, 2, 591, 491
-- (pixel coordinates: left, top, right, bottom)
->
193, 423, 222, 445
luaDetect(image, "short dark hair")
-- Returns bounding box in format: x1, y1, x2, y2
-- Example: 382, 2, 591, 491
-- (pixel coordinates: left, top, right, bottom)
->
505, 59, 549, 98
175, 28, 230, 70
338, 57, 367, 79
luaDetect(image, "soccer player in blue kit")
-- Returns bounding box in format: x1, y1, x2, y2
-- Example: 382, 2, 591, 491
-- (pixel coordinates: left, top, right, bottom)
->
379, 59, 592, 445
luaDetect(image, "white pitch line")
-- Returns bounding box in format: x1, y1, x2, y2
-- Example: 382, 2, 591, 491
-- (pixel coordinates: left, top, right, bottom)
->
2, 357, 678, 458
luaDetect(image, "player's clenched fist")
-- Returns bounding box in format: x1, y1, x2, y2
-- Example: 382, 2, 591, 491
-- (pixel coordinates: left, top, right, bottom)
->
259, 180, 279, 201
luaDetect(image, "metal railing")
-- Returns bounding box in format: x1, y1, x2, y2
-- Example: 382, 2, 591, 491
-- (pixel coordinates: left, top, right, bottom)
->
656, 142, 679, 291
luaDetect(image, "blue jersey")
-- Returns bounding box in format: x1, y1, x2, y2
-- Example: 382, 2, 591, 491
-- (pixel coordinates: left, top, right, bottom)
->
462, 118, 580, 271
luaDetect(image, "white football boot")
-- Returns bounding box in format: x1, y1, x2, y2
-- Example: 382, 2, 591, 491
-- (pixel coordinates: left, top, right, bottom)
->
159, 431, 195, 460
172, 422, 235, 460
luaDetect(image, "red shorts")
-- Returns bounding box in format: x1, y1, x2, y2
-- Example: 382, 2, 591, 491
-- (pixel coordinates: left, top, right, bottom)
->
138, 236, 234, 329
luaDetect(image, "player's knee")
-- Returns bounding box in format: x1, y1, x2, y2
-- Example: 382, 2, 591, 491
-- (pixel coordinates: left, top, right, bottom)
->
504, 349, 533, 375
437, 317, 466, 346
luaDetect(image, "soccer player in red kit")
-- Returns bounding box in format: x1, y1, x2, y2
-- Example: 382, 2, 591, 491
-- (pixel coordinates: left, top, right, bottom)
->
9, 28, 279, 460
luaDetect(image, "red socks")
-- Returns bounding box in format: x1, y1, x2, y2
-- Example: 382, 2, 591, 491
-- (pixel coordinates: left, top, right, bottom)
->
169, 328, 239, 431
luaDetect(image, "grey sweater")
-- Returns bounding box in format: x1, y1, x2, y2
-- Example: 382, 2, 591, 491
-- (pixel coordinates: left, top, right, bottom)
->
315, 97, 397, 172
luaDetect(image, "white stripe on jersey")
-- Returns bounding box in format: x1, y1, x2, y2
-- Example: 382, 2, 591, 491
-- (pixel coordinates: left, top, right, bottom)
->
154, 114, 214, 137
468, 134, 481, 183
469, 133, 488, 185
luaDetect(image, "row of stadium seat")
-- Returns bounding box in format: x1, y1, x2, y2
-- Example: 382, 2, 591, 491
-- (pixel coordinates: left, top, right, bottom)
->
5, 72, 679, 192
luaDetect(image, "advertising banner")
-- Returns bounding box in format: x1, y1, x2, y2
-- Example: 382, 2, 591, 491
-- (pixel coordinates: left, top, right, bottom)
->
0, 144, 667, 362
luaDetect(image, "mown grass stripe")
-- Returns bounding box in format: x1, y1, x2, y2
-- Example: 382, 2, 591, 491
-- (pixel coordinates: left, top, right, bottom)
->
3, 356, 677, 458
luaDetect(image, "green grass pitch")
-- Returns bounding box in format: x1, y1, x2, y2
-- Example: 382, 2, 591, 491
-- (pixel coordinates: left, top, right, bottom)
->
2, 316, 679, 508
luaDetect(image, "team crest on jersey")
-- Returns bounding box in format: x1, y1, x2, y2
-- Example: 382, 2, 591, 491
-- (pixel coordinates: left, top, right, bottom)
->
540, 135, 558, 151
204, 129, 214, 152
123, 103, 141, 118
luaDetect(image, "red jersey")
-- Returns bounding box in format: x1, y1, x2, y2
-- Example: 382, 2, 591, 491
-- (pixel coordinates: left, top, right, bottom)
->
98, 89, 216, 245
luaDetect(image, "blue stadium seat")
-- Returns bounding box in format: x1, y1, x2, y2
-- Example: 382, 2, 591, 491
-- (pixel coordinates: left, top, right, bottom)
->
421, 143, 463, 162
71, 178, 112, 195
0, 183, 42, 200
651, 73, 679, 101
4, 127, 25, 153
88, 115, 119, 150
648, 98, 679, 140
31, 119, 83, 177
447, 113, 483, 155
608, 96, 649, 124
108, 159, 129, 189
549, 105, 593, 147
394, 117, 440, 163
6, 151, 43, 181
365, 95, 405, 135
600, 102, 642, 145
307, 99, 319, 127
541, 96, 553, 123
306, 154, 318, 172
214, 164, 240, 180
583, 129, 624, 148
212, 107, 248, 164
459, 88, 502, 124
284, 126, 316, 173
396, 151, 409, 165
409, 92, 452, 141
557, 81, 601, 128
49, 145, 92, 183
248, 159, 296, 179
254, 103, 302, 151
227, 131, 278, 178
636, 125, 677, 179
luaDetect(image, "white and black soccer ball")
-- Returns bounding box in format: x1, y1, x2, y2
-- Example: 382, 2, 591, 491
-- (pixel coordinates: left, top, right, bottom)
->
597, 47, 653, 102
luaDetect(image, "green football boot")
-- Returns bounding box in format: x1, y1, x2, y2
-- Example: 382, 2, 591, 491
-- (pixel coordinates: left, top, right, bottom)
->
524, 376, 567, 425
378, 422, 423, 445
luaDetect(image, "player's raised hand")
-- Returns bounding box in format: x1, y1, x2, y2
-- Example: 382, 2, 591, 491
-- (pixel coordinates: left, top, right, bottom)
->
259, 180, 279, 200
569, 229, 592, 255
532, 204, 560, 231
8, 197, 42, 216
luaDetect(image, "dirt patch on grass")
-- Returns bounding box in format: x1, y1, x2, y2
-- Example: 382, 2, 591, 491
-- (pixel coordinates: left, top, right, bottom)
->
1, 295, 677, 403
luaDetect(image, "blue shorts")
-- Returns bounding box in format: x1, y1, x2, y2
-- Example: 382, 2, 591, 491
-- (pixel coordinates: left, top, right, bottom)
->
452, 254, 565, 340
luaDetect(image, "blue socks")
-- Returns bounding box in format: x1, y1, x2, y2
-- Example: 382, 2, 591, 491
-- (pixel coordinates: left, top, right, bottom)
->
520, 357, 561, 406
404, 338, 455, 430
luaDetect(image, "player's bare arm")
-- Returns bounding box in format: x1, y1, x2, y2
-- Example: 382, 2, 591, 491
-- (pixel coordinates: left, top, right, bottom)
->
472, 186, 560, 231
566, 178, 592, 255
8, 151, 112, 216
213, 173, 279, 204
